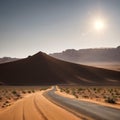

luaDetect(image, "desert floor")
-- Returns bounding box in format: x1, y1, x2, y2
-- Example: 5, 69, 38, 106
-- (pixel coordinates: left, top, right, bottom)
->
56, 86, 120, 109
0, 88, 80, 120
0, 86, 120, 120
81, 62, 120, 71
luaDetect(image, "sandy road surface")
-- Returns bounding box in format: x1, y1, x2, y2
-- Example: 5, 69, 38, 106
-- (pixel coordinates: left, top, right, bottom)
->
44, 86, 120, 120
0, 91, 80, 120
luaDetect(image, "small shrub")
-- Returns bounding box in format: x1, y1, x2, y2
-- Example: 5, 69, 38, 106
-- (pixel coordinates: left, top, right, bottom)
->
22, 91, 26, 94
66, 89, 69, 93
2, 105, 4, 108
28, 91, 31, 93
32, 90, 35, 93
5, 100, 9, 104
72, 91, 75, 96
93, 88, 96, 91
12, 90, 17, 95
105, 97, 116, 104
75, 95, 78, 98
16, 94, 21, 98
0, 97, 2, 101
78, 88, 83, 91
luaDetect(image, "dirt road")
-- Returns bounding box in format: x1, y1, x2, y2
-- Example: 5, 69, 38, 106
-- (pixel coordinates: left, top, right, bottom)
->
0, 91, 80, 120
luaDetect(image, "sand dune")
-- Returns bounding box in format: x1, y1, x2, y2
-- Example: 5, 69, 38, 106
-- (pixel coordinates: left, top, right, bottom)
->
0, 91, 80, 120
0, 52, 120, 85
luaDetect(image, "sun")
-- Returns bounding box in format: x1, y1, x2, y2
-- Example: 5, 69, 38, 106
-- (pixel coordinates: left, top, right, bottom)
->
94, 19, 105, 30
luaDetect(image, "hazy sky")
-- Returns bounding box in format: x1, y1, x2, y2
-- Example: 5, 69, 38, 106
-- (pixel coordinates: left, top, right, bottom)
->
0, 0, 120, 58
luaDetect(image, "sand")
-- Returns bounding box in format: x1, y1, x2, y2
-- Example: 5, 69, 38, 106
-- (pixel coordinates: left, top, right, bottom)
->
0, 91, 80, 120
55, 86, 75, 99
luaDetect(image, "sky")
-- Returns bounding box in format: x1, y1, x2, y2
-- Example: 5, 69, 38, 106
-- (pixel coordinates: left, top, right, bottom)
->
0, 0, 120, 58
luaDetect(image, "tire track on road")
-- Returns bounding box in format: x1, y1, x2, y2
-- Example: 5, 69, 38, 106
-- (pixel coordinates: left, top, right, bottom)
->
33, 95, 48, 120
22, 101, 25, 120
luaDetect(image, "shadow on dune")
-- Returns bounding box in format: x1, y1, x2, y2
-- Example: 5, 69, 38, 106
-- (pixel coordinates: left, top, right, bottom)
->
0, 52, 120, 85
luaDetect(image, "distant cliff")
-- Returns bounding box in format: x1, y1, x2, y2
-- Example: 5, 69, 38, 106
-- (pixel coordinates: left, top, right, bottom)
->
50, 46, 120, 63
0, 57, 19, 64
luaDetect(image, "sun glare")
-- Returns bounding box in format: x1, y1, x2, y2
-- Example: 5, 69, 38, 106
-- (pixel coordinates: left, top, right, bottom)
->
94, 19, 105, 30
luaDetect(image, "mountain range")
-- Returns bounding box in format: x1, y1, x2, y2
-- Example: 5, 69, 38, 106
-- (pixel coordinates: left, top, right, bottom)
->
0, 52, 120, 86
0, 46, 120, 64
50, 46, 120, 64
0, 57, 19, 64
